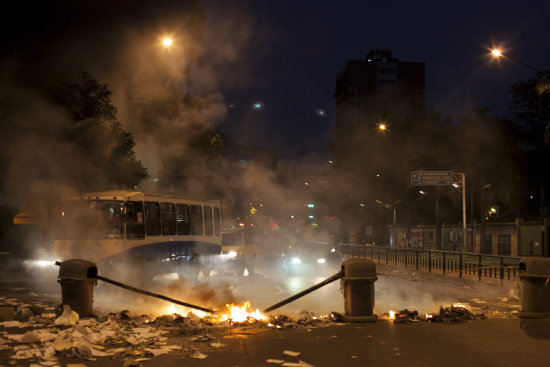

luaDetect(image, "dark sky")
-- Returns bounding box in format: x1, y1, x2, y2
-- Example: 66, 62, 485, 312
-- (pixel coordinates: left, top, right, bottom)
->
2, 0, 550, 161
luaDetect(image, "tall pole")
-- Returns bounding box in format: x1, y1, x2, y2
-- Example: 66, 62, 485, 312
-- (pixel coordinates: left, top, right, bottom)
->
462, 173, 467, 252
470, 187, 474, 252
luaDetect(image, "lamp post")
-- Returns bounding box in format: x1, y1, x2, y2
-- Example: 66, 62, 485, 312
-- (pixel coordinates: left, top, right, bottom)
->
470, 183, 492, 252
452, 173, 467, 251
490, 49, 548, 217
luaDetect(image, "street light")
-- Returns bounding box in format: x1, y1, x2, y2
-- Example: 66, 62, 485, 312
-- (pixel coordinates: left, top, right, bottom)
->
491, 48, 541, 73
161, 37, 173, 48
452, 173, 467, 251
469, 183, 491, 252
490, 49, 548, 217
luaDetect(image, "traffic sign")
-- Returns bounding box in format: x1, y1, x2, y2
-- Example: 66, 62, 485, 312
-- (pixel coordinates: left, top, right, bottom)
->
410, 171, 453, 186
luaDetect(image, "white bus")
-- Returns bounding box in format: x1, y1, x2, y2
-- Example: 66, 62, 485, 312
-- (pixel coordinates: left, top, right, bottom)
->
52, 190, 222, 279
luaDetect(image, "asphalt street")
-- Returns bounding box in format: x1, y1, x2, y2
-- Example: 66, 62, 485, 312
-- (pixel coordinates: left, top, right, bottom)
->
1, 252, 547, 367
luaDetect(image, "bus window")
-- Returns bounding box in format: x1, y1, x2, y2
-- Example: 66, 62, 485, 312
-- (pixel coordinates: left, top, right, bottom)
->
58, 200, 124, 240
126, 201, 145, 239
160, 202, 176, 235
190, 205, 203, 235
145, 201, 161, 236
204, 206, 213, 235
214, 207, 221, 236
176, 204, 190, 235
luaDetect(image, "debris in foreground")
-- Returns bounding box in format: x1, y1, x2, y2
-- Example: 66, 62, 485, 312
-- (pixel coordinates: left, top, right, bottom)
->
426, 305, 477, 323
0, 297, 341, 365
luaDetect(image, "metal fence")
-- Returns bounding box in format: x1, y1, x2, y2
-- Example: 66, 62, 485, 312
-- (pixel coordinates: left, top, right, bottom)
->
338, 245, 522, 285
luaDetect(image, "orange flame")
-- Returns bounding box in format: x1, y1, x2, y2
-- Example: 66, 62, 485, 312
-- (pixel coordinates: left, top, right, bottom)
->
220, 301, 267, 323
162, 301, 267, 324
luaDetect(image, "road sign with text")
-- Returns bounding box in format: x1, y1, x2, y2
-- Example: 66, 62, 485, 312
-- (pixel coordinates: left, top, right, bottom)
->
410, 171, 453, 186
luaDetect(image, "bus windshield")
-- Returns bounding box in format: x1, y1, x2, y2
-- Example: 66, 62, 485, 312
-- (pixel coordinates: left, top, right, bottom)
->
57, 200, 124, 240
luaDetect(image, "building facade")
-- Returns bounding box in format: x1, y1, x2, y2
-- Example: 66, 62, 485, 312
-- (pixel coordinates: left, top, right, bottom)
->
334, 49, 425, 153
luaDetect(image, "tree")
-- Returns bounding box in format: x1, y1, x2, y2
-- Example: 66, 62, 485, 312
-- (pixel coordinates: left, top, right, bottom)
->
508, 72, 550, 218
53, 72, 149, 190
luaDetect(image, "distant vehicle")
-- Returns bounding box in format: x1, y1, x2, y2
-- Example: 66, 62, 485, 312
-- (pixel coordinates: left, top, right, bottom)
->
281, 241, 341, 275
51, 190, 222, 279
219, 229, 257, 276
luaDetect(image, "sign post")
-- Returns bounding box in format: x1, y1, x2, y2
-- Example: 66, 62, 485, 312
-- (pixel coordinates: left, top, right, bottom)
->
411, 171, 466, 251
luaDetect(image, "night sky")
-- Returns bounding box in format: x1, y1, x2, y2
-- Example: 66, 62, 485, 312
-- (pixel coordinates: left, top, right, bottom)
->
2, 0, 550, 160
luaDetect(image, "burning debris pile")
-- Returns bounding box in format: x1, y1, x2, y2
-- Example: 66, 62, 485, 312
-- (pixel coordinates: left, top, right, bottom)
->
0, 297, 338, 365
391, 309, 420, 323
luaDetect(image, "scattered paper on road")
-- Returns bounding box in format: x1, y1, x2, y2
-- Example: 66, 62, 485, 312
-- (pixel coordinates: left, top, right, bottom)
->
283, 350, 301, 357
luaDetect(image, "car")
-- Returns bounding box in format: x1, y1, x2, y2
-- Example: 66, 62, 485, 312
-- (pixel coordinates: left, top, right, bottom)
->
280, 241, 341, 275
219, 229, 257, 276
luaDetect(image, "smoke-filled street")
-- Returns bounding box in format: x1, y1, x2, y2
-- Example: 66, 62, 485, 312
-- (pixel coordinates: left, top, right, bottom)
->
2, 1, 550, 366
0, 250, 538, 367
1, 243, 523, 317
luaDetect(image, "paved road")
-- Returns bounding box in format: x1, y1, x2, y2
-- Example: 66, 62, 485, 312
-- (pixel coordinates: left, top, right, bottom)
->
2, 252, 542, 367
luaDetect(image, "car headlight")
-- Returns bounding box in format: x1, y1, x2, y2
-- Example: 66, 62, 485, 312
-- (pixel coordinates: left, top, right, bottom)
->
291, 257, 301, 264
317, 258, 326, 264
23, 259, 56, 268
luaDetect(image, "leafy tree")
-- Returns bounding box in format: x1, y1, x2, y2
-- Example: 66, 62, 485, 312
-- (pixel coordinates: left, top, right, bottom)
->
507, 72, 550, 218
53, 72, 148, 190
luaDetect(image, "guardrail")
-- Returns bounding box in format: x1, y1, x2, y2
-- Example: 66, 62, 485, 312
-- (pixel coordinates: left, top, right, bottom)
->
338, 245, 521, 285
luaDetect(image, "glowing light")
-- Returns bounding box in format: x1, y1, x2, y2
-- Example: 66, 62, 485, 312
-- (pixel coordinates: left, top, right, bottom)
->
378, 123, 387, 131
162, 38, 173, 47
220, 301, 267, 323
388, 310, 395, 319
34, 260, 54, 268
317, 258, 326, 264
252, 102, 264, 110
491, 49, 502, 57
316, 109, 326, 117
291, 257, 301, 264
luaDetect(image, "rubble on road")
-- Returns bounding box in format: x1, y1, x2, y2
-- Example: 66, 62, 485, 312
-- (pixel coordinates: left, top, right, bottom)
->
426, 305, 477, 323
0, 297, 344, 365
392, 309, 420, 323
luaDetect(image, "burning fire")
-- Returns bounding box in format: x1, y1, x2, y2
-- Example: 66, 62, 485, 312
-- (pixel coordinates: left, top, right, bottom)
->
388, 310, 395, 320
163, 301, 267, 324
220, 301, 267, 323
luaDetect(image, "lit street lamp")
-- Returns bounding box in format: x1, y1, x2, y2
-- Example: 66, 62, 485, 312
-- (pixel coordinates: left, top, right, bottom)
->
491, 49, 541, 73
452, 173, 467, 251
162, 37, 173, 48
